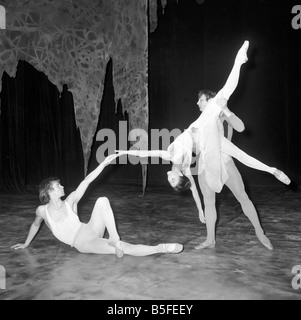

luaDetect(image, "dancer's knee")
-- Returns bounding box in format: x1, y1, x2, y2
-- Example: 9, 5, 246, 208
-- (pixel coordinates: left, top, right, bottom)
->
203, 194, 216, 207
235, 191, 250, 204
96, 196, 110, 207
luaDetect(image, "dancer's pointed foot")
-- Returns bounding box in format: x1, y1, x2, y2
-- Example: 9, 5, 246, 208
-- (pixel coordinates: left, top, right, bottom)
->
273, 169, 291, 185
256, 233, 273, 251
195, 240, 216, 250
162, 243, 184, 254
109, 240, 124, 258
236, 40, 249, 64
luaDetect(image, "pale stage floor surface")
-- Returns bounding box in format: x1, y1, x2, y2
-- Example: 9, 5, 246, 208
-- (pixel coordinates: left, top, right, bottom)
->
0, 183, 300, 300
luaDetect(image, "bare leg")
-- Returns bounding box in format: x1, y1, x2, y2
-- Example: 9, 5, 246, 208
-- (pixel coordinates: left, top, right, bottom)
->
225, 159, 273, 250
195, 170, 217, 249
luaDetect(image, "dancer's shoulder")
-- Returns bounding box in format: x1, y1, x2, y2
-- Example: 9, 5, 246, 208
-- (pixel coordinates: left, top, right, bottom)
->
36, 205, 46, 218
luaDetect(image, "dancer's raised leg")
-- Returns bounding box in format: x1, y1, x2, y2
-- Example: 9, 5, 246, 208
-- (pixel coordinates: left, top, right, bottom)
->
87, 197, 123, 257
221, 40, 249, 100
221, 137, 291, 185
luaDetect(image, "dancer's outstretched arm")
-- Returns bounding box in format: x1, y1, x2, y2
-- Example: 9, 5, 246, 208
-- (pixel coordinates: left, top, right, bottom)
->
115, 149, 172, 161
69, 154, 120, 204
221, 108, 245, 133
11, 210, 44, 250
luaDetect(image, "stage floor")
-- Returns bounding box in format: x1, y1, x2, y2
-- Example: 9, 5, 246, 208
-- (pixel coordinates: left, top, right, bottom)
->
0, 183, 300, 300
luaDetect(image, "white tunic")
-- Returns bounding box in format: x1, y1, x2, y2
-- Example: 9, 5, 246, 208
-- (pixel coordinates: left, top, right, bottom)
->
187, 92, 230, 193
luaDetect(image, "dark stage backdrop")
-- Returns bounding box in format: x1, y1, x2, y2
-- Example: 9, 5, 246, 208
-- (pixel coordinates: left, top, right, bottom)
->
0, 0, 301, 193
0, 61, 84, 192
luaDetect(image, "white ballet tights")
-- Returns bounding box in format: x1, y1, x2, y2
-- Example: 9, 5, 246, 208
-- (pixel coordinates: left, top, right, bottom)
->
221, 137, 276, 175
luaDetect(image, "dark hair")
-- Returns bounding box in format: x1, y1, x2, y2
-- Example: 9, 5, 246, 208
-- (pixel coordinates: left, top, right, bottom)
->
198, 89, 217, 100
173, 175, 191, 193
39, 177, 60, 204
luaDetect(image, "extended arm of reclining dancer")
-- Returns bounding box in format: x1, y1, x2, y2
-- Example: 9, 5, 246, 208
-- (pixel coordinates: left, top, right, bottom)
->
115, 150, 172, 161
71, 154, 120, 204
11, 208, 44, 249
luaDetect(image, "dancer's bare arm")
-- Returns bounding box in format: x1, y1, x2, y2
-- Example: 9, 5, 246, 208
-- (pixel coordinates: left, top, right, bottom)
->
68, 154, 120, 205
11, 207, 44, 250
116, 149, 172, 161
221, 109, 245, 133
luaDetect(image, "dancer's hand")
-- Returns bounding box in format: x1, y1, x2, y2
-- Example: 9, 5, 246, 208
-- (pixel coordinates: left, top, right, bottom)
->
11, 243, 27, 250
199, 211, 206, 224
115, 150, 128, 156
216, 97, 228, 110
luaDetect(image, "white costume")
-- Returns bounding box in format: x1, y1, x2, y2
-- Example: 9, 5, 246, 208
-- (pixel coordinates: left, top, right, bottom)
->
167, 130, 194, 176
45, 201, 82, 247
170, 90, 290, 192
187, 92, 229, 192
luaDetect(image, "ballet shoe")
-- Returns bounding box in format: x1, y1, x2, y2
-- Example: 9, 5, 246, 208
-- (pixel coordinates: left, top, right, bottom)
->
236, 40, 249, 64
256, 233, 273, 251
108, 240, 124, 258
273, 169, 291, 185
195, 241, 216, 250
162, 243, 184, 254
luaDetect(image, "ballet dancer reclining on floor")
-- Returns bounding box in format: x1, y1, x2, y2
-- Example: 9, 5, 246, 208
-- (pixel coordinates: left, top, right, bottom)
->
11, 154, 183, 257
116, 40, 291, 251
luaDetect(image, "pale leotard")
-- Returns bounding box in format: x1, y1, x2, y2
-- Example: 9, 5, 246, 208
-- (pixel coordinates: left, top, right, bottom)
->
167, 130, 194, 175
45, 201, 83, 247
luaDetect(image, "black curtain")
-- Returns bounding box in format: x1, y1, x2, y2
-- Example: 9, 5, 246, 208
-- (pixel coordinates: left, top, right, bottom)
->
0, 60, 84, 192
